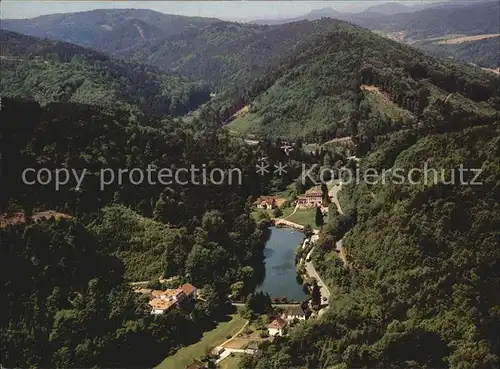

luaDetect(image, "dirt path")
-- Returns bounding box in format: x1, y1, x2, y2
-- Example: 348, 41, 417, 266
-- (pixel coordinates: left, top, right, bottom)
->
219, 320, 249, 349
282, 203, 299, 220
128, 281, 149, 286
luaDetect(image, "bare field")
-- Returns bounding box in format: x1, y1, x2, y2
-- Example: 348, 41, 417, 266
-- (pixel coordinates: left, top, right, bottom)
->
482, 67, 500, 75
0, 210, 72, 227
438, 34, 500, 44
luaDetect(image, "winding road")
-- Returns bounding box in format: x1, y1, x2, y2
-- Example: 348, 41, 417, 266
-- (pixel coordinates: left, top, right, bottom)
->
328, 182, 348, 265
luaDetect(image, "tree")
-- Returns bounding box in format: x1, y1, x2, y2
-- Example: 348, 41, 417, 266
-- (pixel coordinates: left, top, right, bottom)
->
321, 183, 331, 205
303, 224, 314, 238
315, 207, 324, 228
202, 285, 226, 318
311, 280, 321, 310
246, 291, 272, 315
272, 207, 283, 218
230, 281, 245, 299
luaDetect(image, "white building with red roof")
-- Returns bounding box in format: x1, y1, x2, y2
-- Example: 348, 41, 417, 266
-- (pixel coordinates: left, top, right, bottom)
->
268, 317, 288, 336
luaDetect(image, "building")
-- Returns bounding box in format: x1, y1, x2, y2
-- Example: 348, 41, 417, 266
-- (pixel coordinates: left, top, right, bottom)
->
148, 284, 197, 314
254, 196, 277, 209
149, 298, 177, 315
149, 289, 184, 314
268, 317, 288, 336
282, 305, 307, 322
181, 283, 197, 300
150, 288, 185, 302
297, 186, 323, 208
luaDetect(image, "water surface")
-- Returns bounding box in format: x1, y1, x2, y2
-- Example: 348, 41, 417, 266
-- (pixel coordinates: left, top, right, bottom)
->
256, 227, 307, 301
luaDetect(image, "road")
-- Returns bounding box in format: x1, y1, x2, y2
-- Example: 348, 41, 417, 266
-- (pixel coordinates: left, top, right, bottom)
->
328, 182, 348, 265
328, 181, 344, 216
304, 258, 330, 305
300, 181, 350, 316
232, 302, 301, 308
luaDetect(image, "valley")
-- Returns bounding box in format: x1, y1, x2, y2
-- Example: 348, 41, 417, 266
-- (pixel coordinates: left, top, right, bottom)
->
1, 1, 499, 369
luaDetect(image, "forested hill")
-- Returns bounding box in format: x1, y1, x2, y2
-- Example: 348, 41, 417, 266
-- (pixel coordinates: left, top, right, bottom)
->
222, 21, 499, 140
1, 96, 271, 368
2, 5, 498, 88
0, 30, 211, 117
116, 19, 356, 88
0, 9, 220, 53
236, 9, 500, 368
241, 114, 500, 369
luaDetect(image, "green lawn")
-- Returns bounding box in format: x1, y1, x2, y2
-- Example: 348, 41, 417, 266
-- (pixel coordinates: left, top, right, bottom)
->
218, 353, 245, 369
286, 208, 319, 229
156, 314, 246, 369
251, 209, 273, 221
279, 207, 295, 218
226, 114, 259, 135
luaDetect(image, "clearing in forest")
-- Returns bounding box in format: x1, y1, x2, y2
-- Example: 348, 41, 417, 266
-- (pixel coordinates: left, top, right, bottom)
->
438, 34, 500, 44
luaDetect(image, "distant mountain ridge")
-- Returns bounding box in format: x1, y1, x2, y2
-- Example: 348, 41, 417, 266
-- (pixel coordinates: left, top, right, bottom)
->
355, 1, 499, 40
0, 29, 211, 116
1, 2, 498, 91
247, 1, 499, 68
363, 2, 413, 15
1, 9, 220, 54
248, 1, 453, 25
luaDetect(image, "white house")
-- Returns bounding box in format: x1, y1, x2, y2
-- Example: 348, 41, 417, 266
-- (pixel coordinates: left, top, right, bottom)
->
282, 305, 307, 322
268, 317, 287, 336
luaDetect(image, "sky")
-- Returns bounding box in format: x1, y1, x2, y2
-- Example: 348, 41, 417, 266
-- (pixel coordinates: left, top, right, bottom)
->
0, 1, 451, 21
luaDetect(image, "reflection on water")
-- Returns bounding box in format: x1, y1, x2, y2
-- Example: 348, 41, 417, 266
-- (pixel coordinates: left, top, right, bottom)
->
272, 260, 294, 273
263, 248, 275, 259
256, 227, 308, 301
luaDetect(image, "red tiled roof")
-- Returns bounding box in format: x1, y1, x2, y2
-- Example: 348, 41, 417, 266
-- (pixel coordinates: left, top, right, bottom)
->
305, 186, 322, 197
181, 283, 196, 295
268, 317, 287, 329
254, 196, 276, 204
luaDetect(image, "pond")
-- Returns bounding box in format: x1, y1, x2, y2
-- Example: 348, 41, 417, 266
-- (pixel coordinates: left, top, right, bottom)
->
255, 227, 308, 301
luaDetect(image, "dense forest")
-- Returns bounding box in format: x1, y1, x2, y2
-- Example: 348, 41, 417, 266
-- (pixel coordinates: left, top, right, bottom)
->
0, 97, 273, 368
0, 30, 211, 116
240, 96, 500, 369
3, 3, 498, 90
221, 21, 499, 139
1, 5, 499, 369
0, 9, 220, 53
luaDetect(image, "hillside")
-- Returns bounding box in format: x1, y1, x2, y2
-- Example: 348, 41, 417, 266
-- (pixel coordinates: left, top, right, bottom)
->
357, 1, 499, 41
1, 10, 356, 89
241, 124, 500, 369
249, 2, 499, 69
2, 4, 498, 87
118, 20, 359, 88
224, 22, 499, 139
0, 30, 211, 116
0, 9, 220, 53
360, 1, 500, 69
415, 36, 500, 69
1, 93, 273, 368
